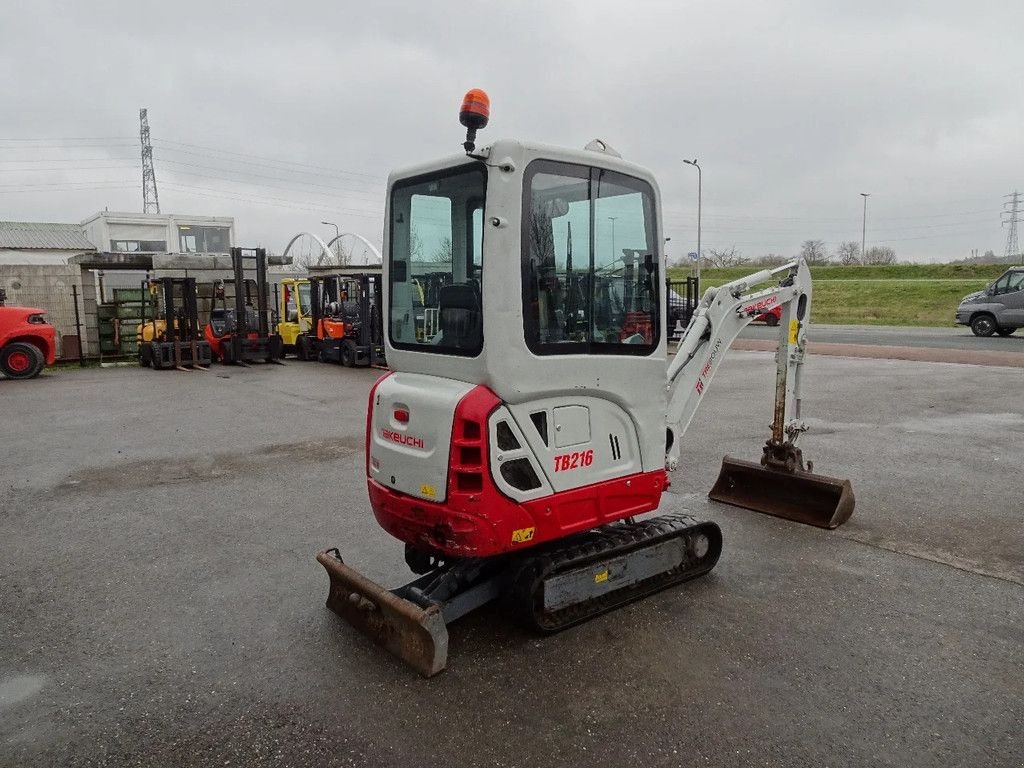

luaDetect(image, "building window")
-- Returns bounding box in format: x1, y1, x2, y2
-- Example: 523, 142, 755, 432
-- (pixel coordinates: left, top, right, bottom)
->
178, 226, 230, 253
110, 240, 167, 253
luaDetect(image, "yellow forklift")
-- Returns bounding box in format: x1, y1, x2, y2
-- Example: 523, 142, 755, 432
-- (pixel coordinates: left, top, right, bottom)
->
275, 277, 312, 358
137, 277, 212, 371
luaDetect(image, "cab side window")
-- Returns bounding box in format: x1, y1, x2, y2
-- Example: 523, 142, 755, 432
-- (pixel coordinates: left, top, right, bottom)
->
1005, 272, 1024, 293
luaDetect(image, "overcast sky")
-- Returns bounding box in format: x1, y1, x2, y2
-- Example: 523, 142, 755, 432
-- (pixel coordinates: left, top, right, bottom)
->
1, 0, 1021, 263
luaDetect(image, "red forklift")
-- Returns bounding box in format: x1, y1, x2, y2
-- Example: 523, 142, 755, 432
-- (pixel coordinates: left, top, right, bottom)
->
205, 247, 284, 364
297, 273, 385, 367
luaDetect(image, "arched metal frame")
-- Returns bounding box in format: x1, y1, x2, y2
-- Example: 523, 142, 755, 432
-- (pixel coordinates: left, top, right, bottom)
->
326, 233, 382, 265
282, 231, 382, 269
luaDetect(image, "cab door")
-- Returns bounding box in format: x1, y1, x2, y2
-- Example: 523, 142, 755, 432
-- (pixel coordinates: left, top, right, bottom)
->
994, 271, 1024, 327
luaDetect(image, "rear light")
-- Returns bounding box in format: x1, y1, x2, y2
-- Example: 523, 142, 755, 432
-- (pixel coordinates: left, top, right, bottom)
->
28, 314, 47, 325
394, 408, 410, 424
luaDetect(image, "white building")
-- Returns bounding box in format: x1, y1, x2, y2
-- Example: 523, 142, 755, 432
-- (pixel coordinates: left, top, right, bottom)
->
80, 211, 235, 256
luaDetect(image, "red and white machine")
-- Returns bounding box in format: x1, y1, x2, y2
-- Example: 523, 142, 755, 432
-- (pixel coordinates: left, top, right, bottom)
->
318, 90, 854, 676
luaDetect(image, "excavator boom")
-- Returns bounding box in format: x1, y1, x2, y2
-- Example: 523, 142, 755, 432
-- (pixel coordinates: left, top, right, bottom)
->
666, 258, 855, 528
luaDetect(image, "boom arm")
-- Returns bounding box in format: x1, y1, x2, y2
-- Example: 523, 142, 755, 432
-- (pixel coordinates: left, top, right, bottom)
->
665, 258, 812, 471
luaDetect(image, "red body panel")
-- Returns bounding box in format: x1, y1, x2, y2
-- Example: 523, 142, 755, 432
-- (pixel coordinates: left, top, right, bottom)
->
0, 306, 56, 364
755, 306, 783, 324
366, 383, 669, 558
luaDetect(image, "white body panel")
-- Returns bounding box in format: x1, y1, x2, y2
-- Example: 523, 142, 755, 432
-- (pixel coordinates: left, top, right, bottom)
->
504, 397, 642, 493
368, 372, 474, 502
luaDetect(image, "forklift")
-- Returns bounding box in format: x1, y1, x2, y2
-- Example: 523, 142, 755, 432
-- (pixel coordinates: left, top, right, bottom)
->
204, 247, 284, 364
137, 277, 212, 371
274, 276, 312, 357
299, 273, 385, 367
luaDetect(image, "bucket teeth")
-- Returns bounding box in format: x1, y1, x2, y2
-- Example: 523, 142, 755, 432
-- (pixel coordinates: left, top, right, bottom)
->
709, 456, 855, 529
316, 550, 448, 677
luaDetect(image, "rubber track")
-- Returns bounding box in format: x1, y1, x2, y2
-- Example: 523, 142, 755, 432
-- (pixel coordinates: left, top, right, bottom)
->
514, 513, 723, 633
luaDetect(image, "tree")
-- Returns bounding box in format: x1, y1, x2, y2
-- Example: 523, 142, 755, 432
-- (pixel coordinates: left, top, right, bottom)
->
863, 245, 897, 265
983, 250, 996, 261
704, 246, 749, 268
751, 253, 788, 267
834, 241, 861, 266
409, 225, 424, 262
800, 239, 829, 265
427, 236, 454, 264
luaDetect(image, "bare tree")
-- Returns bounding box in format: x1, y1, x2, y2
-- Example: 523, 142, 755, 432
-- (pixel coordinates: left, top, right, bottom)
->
751, 253, 788, 267
704, 246, 749, 268
800, 239, 829, 265
863, 245, 897, 265
834, 241, 861, 266
426, 236, 454, 264
409, 225, 424, 261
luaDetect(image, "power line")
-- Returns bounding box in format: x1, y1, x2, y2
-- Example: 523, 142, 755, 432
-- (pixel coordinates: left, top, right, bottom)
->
159, 181, 384, 220
155, 158, 384, 204
152, 138, 384, 182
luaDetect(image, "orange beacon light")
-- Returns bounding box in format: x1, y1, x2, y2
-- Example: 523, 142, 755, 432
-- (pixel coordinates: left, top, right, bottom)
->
459, 88, 490, 154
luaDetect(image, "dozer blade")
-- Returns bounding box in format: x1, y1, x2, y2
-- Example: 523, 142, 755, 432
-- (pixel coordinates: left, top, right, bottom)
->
709, 456, 855, 529
316, 549, 448, 678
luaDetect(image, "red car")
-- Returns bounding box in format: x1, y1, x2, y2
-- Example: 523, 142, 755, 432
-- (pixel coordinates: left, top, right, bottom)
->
754, 305, 782, 326
741, 294, 783, 326
0, 300, 56, 379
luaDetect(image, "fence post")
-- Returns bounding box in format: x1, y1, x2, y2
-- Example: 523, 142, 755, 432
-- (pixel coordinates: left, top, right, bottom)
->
72, 283, 85, 367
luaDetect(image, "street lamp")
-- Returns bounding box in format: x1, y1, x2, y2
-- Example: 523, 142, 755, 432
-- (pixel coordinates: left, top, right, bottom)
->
859, 194, 870, 263
322, 220, 340, 261
683, 159, 702, 281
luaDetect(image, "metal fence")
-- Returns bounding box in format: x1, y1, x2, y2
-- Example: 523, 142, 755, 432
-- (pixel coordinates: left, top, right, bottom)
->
666, 276, 700, 342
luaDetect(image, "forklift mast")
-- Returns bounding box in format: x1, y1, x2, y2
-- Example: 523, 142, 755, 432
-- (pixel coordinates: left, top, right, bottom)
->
207, 248, 284, 364
138, 276, 212, 370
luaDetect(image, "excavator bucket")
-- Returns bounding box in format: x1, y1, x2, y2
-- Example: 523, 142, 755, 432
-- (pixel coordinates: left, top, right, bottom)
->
709, 456, 855, 529
316, 549, 448, 677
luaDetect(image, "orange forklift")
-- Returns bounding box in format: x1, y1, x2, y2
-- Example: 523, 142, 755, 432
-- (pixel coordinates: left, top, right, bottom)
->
297, 273, 385, 367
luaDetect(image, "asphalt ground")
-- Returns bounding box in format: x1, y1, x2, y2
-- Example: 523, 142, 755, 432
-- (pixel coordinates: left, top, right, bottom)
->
1, 353, 1021, 767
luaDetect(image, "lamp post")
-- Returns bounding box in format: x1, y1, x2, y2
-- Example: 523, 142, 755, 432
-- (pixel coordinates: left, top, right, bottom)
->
608, 216, 617, 262
683, 159, 702, 281
859, 194, 869, 263
322, 220, 340, 261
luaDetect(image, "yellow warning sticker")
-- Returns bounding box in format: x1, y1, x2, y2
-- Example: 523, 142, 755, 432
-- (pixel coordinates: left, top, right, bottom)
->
511, 527, 535, 544
594, 570, 609, 584
788, 319, 799, 345
419, 484, 436, 499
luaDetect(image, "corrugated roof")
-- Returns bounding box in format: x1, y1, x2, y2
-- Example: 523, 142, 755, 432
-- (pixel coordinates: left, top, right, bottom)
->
0, 221, 96, 251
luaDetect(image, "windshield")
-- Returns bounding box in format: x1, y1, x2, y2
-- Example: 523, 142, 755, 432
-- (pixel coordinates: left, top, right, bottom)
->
388, 164, 486, 356
522, 160, 659, 355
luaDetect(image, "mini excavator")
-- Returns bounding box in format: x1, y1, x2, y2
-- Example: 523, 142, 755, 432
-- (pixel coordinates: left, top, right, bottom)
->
317, 90, 854, 676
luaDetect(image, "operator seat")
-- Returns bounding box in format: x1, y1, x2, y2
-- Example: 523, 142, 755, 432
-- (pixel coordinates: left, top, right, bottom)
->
436, 283, 481, 349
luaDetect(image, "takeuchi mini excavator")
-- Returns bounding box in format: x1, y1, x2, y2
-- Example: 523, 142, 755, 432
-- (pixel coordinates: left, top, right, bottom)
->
317, 90, 855, 677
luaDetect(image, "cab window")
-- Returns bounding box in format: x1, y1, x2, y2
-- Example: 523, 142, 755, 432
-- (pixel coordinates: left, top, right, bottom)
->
389, 164, 486, 356
522, 160, 659, 355
1003, 272, 1024, 293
